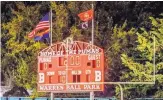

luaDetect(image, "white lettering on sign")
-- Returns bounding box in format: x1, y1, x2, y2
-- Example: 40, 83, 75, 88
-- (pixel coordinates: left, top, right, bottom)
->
58, 71, 66, 75
39, 85, 64, 91
38, 84, 102, 91
40, 49, 100, 57
47, 72, 55, 76
67, 85, 81, 90
39, 73, 44, 83
39, 58, 51, 62
72, 70, 82, 75
68, 50, 77, 55
78, 49, 100, 54
84, 84, 100, 90
95, 71, 101, 82
40, 51, 63, 56
88, 55, 100, 60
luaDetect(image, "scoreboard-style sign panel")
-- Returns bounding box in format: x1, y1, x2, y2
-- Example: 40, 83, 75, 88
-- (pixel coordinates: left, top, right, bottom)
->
37, 40, 104, 92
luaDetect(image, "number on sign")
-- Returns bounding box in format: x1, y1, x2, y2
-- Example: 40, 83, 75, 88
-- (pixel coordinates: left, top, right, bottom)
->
69, 56, 80, 65
59, 57, 67, 66
96, 60, 100, 67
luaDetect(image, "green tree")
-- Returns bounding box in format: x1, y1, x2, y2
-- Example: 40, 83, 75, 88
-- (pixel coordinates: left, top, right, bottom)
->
1, 1, 48, 96
2, 1, 163, 98
115, 16, 163, 99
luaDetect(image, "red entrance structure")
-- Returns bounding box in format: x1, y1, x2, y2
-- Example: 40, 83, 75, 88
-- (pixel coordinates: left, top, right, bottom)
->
37, 40, 104, 92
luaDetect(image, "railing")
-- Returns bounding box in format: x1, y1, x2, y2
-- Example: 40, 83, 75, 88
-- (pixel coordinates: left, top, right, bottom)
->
0, 97, 117, 100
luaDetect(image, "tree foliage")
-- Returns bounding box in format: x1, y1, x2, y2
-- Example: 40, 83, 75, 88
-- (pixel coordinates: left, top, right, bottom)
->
1, 1, 163, 99
115, 16, 163, 99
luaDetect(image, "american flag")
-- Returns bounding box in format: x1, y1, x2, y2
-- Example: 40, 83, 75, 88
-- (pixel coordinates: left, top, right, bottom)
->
28, 13, 50, 38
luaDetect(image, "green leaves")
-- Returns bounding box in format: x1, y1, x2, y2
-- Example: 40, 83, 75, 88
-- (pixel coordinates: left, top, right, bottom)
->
15, 59, 29, 87
121, 54, 153, 82
70, 26, 81, 38
137, 33, 148, 51
2, 1, 163, 98
149, 17, 158, 27
118, 16, 163, 98
111, 22, 136, 54
1, 2, 49, 97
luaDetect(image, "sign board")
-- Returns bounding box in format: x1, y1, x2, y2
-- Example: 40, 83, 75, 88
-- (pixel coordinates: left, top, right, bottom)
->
37, 40, 104, 92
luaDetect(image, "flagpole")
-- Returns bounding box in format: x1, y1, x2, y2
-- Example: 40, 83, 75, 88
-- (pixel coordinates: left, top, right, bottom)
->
50, 7, 52, 46
91, 3, 94, 45
50, 7, 53, 100
90, 3, 94, 100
